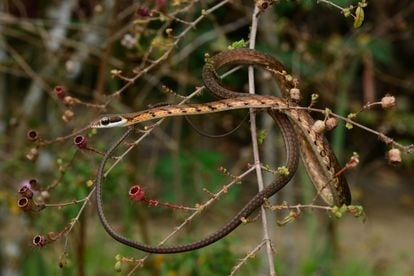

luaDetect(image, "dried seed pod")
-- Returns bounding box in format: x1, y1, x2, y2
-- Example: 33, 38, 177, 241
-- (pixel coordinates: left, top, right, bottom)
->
26, 130, 39, 141
17, 197, 44, 212
18, 197, 35, 212
74, 135, 88, 149
33, 235, 47, 247
62, 109, 75, 122
388, 148, 401, 165
19, 185, 34, 199
26, 148, 39, 162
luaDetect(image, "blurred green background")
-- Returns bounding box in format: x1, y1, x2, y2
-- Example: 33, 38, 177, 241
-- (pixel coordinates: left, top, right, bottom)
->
0, 0, 413, 275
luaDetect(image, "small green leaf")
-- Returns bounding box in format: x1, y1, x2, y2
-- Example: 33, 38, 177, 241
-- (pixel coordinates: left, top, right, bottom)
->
353, 6, 364, 28
114, 261, 122, 272
311, 93, 319, 104
228, 39, 247, 50
343, 7, 351, 18
258, 129, 267, 144
347, 205, 366, 222
330, 206, 343, 219
346, 113, 356, 129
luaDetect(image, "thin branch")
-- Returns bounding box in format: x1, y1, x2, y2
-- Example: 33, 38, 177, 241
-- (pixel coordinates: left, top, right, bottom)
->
106, 0, 232, 104
247, 5, 277, 276
230, 239, 269, 276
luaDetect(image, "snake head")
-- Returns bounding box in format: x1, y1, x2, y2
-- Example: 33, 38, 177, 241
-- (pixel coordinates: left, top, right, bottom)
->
90, 115, 128, 128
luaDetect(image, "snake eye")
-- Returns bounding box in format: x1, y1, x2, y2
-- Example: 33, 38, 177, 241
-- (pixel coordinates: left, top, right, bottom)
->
100, 117, 110, 126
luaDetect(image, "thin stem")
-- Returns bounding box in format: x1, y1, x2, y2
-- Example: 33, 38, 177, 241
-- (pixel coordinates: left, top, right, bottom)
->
128, 166, 256, 274
248, 5, 277, 276
277, 106, 413, 153
230, 239, 268, 275
108, 0, 231, 104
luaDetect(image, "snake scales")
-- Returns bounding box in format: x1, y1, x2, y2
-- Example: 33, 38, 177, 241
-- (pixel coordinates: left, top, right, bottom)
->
93, 48, 351, 253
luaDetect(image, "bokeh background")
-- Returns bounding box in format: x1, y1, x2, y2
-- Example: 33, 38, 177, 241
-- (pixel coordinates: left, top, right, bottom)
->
0, 0, 413, 275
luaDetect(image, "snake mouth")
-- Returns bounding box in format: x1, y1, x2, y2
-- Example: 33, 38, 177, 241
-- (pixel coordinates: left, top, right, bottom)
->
90, 115, 128, 128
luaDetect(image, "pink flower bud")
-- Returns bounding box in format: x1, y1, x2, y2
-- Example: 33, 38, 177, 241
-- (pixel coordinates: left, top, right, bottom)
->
74, 135, 88, 149
33, 235, 47, 247
53, 86, 66, 99
129, 185, 146, 202
137, 6, 149, 17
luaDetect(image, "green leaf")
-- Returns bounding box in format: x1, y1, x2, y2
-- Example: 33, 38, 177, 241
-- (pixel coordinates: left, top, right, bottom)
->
353, 6, 364, 28
228, 39, 247, 49
258, 129, 267, 144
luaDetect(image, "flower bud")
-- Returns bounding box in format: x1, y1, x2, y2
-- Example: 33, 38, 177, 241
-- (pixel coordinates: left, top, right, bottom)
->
53, 86, 66, 99
289, 88, 301, 101
29, 179, 40, 190
137, 6, 150, 17
74, 135, 88, 149
347, 154, 360, 169
155, 0, 166, 10
40, 190, 50, 202
129, 185, 146, 202
62, 109, 75, 122
121, 34, 136, 49
27, 130, 39, 141
381, 95, 396, 109
33, 235, 47, 247
63, 96, 78, 106
26, 148, 39, 162
256, 0, 272, 10
387, 148, 401, 165
325, 117, 338, 131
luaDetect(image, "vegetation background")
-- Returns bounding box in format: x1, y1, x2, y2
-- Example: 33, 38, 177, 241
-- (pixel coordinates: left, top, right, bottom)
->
0, 0, 413, 275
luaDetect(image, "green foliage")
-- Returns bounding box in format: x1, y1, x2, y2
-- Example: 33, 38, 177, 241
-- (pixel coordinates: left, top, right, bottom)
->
158, 239, 259, 275
155, 150, 229, 202
228, 39, 247, 50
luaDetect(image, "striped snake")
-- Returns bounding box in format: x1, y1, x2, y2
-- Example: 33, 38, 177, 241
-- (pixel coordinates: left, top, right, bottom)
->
93, 48, 351, 254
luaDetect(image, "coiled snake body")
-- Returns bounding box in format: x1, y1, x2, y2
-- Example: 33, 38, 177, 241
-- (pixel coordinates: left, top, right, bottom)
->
93, 49, 351, 253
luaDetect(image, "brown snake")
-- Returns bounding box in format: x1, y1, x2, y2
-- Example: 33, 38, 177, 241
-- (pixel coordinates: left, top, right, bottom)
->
93, 48, 351, 254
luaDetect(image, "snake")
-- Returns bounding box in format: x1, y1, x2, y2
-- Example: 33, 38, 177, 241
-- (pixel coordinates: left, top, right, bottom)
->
93, 48, 351, 254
